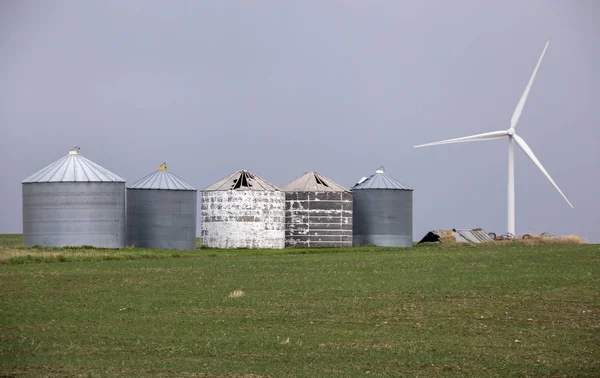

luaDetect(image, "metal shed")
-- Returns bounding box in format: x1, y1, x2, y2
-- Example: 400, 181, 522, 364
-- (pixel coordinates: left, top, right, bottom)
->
22, 147, 126, 248
351, 167, 413, 247
201, 170, 285, 249
281, 172, 352, 247
126, 163, 197, 250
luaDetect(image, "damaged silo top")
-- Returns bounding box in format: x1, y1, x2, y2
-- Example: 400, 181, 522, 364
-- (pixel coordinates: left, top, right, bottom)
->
281, 172, 349, 192
203, 169, 280, 191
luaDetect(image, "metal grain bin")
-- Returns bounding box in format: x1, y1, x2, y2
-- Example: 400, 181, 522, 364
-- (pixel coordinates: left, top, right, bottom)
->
351, 167, 413, 247
126, 163, 197, 250
281, 172, 352, 247
201, 170, 285, 249
22, 147, 126, 248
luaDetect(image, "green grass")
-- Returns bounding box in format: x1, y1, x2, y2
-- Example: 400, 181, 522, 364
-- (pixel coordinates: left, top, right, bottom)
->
0, 235, 598, 376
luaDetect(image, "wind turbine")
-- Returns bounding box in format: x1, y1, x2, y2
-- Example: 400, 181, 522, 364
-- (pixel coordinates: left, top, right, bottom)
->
414, 41, 573, 236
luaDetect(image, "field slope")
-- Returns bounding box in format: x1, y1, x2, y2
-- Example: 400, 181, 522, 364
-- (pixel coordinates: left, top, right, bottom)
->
1, 235, 599, 376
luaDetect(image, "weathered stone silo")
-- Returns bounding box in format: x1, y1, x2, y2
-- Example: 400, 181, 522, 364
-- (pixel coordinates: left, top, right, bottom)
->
22, 147, 126, 248
351, 167, 413, 247
201, 170, 285, 249
281, 172, 352, 247
126, 163, 197, 250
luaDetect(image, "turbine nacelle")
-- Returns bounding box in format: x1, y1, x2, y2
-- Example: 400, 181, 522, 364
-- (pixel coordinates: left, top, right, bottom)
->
507, 128, 515, 136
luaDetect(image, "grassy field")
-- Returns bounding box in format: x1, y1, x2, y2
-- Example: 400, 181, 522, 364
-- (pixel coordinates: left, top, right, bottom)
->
0, 235, 598, 376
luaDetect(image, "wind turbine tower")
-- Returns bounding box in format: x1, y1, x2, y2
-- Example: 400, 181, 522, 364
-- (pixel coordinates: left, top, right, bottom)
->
414, 41, 573, 236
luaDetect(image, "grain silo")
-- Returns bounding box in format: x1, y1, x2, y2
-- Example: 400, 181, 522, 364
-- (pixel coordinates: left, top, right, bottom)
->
22, 147, 126, 248
126, 163, 197, 250
201, 170, 285, 249
281, 172, 352, 247
351, 167, 413, 247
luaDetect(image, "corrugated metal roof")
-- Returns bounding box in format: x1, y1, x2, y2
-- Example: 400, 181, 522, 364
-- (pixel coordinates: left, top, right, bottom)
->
127, 163, 195, 190
419, 228, 494, 244
351, 167, 412, 190
281, 172, 349, 192
203, 170, 280, 191
22, 148, 125, 183
454, 229, 494, 243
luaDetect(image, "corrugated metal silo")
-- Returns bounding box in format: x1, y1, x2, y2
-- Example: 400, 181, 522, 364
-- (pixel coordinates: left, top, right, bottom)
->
201, 170, 285, 249
22, 147, 126, 248
126, 163, 197, 250
281, 172, 352, 247
351, 167, 413, 247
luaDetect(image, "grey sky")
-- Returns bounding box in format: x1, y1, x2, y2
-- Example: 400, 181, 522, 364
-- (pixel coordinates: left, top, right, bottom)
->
1, 1, 599, 242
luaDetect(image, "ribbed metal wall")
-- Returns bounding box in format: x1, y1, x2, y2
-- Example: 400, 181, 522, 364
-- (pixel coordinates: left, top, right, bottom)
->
352, 189, 413, 247
201, 191, 285, 249
22, 182, 126, 247
126, 189, 197, 250
285, 191, 352, 247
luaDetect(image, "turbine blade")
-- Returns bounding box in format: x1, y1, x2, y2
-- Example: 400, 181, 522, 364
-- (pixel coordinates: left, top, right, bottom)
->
513, 134, 573, 208
413, 130, 508, 148
511, 41, 550, 129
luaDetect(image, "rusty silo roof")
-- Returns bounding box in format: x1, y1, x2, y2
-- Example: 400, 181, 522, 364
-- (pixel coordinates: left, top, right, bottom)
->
127, 163, 195, 191
281, 172, 349, 192
22, 147, 125, 183
351, 167, 412, 190
203, 170, 280, 191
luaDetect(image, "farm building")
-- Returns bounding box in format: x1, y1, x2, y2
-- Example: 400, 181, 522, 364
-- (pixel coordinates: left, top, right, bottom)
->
201, 170, 285, 249
351, 167, 413, 247
21, 147, 126, 248
281, 172, 352, 247
126, 163, 197, 250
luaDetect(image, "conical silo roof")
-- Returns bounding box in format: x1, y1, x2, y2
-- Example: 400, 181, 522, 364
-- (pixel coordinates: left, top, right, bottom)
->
351, 167, 413, 190
204, 170, 280, 191
281, 172, 349, 192
22, 147, 125, 183
127, 163, 195, 190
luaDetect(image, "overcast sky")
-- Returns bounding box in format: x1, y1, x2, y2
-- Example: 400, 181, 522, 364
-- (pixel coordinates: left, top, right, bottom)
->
1, 0, 598, 242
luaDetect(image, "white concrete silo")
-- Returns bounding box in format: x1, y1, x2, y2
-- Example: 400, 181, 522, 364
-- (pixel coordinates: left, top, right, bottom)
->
201, 170, 285, 249
22, 147, 126, 248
